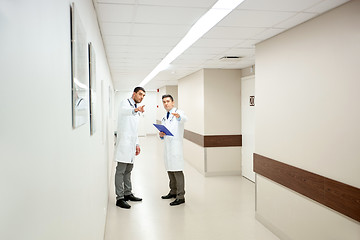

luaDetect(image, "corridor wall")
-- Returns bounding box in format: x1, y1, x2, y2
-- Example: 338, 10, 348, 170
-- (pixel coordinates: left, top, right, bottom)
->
0, 1, 114, 239
179, 69, 242, 176
254, 1, 360, 239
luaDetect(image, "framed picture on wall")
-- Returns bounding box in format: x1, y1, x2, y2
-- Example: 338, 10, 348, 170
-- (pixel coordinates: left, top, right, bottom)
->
70, 3, 89, 129
109, 86, 113, 118
88, 42, 96, 135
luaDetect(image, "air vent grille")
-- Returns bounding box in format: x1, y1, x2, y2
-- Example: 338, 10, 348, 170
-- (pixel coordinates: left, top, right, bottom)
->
219, 56, 242, 62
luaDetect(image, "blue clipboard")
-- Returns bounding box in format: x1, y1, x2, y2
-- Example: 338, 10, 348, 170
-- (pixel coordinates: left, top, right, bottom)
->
153, 124, 173, 136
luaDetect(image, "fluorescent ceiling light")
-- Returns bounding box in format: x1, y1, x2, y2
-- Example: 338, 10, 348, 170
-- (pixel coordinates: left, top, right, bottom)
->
139, 0, 245, 87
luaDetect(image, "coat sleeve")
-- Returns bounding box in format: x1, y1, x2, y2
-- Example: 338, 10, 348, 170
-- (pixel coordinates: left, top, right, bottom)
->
119, 99, 136, 116
178, 110, 187, 123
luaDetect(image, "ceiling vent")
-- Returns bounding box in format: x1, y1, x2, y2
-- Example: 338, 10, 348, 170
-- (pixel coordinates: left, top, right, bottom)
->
219, 56, 242, 62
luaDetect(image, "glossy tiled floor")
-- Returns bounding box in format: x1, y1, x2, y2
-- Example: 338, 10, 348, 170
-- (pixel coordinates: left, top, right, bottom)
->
104, 135, 279, 240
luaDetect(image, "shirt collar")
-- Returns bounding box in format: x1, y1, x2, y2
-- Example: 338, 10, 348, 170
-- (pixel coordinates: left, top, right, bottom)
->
129, 98, 136, 106
168, 107, 176, 113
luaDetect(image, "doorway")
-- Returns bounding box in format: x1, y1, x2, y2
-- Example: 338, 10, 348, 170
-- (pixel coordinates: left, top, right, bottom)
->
241, 76, 255, 182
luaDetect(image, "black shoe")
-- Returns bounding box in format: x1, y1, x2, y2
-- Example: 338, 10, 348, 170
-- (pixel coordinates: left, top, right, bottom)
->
116, 199, 131, 209
161, 193, 177, 199
124, 194, 142, 202
170, 198, 185, 206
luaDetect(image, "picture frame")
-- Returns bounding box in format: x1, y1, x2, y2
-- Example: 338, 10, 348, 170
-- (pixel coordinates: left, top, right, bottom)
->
70, 3, 89, 129
88, 42, 96, 135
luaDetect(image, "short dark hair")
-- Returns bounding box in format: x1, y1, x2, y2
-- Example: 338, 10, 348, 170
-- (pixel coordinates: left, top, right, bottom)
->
162, 94, 174, 101
134, 86, 146, 93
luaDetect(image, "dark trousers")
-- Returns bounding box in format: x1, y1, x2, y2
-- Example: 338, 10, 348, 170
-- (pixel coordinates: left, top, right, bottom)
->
115, 162, 134, 200
168, 171, 185, 200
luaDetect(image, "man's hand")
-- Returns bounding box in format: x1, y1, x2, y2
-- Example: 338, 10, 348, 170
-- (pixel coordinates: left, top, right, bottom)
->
159, 132, 165, 138
135, 145, 140, 156
172, 112, 180, 118
135, 105, 145, 113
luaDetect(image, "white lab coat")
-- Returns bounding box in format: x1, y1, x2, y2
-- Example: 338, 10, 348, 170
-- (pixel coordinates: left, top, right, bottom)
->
161, 108, 187, 171
115, 98, 139, 163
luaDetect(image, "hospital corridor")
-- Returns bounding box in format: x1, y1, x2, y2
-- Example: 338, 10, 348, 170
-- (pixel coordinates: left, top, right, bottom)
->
1, 0, 359, 240
104, 136, 278, 240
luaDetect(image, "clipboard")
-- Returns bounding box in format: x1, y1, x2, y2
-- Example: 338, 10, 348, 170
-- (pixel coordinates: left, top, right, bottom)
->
153, 124, 173, 136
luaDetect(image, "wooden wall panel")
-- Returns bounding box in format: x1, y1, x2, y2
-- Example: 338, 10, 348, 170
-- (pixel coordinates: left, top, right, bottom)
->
204, 135, 242, 147
183, 129, 242, 147
324, 178, 360, 222
254, 153, 360, 222
184, 129, 204, 146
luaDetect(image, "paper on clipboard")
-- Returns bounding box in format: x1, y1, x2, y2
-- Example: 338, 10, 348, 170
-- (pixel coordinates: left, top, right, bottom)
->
153, 124, 173, 136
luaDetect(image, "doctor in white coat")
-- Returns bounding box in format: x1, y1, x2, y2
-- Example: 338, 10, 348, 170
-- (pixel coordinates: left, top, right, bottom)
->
159, 94, 187, 206
115, 87, 145, 209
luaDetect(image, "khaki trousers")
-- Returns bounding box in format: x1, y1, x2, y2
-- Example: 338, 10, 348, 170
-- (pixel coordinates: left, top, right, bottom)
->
168, 171, 185, 200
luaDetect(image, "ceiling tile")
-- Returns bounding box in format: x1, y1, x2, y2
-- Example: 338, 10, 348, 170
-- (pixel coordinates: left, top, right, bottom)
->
135, 5, 207, 25
171, 57, 206, 66
275, 12, 318, 29
253, 28, 287, 41
191, 38, 242, 48
109, 58, 161, 65
106, 51, 166, 59
113, 72, 150, 80
202, 26, 266, 40
103, 36, 132, 45
97, 4, 135, 22
218, 9, 295, 28
222, 48, 255, 56
104, 35, 179, 47
238, 0, 323, 12
126, 36, 179, 46
138, 0, 217, 8
181, 46, 229, 56
236, 39, 258, 48
132, 23, 190, 37
305, 0, 349, 13
93, 0, 348, 90
100, 22, 133, 35
106, 45, 171, 54
97, 0, 138, 4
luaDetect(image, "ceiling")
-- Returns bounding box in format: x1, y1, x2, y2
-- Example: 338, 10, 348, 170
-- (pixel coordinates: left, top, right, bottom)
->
92, 0, 349, 91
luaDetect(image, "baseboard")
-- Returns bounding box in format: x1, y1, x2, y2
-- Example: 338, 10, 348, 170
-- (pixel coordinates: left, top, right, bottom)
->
204, 171, 241, 177
255, 212, 292, 240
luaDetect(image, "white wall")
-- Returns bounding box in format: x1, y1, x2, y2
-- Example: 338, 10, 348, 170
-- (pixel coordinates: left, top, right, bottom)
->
255, 1, 360, 239
178, 70, 205, 134
241, 76, 255, 182
204, 69, 241, 135
179, 69, 242, 175
157, 87, 167, 121
0, 1, 114, 239
204, 69, 242, 175
142, 91, 157, 135
178, 70, 205, 173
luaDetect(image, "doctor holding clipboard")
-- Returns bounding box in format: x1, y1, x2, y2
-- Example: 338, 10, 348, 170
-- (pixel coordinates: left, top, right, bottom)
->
156, 94, 187, 206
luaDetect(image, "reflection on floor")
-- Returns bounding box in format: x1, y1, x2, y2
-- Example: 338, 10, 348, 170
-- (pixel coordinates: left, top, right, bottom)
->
104, 135, 279, 240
